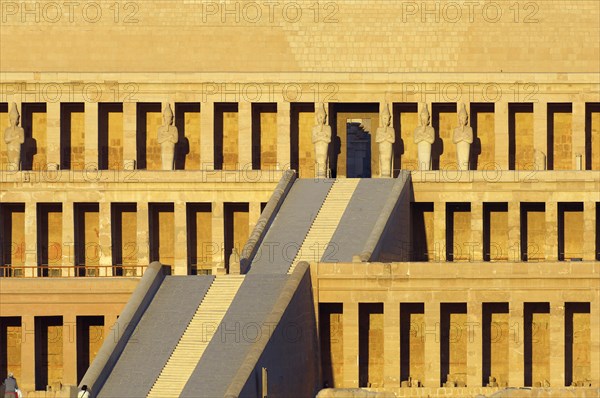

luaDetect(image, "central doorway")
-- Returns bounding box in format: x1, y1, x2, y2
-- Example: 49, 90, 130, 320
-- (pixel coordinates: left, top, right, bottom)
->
346, 120, 372, 178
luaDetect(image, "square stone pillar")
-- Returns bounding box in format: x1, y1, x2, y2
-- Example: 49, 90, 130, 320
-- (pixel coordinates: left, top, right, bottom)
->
62, 202, 74, 277
238, 102, 252, 170
24, 202, 37, 277
433, 202, 446, 262
470, 201, 483, 262
84, 102, 99, 169
383, 302, 400, 388
21, 314, 36, 393
572, 102, 585, 170
211, 201, 225, 272
591, 299, 600, 387
104, 314, 119, 351
467, 301, 482, 387
549, 301, 565, 387
98, 202, 112, 276
137, 202, 149, 269
249, 202, 262, 237
123, 102, 137, 169
342, 301, 359, 388
583, 202, 596, 261
508, 301, 524, 387
174, 201, 188, 276
533, 102, 547, 166
62, 314, 77, 386
545, 202, 558, 261
508, 201, 521, 262
277, 101, 291, 170
424, 300, 441, 388
200, 102, 215, 170
46, 102, 61, 169
494, 102, 509, 170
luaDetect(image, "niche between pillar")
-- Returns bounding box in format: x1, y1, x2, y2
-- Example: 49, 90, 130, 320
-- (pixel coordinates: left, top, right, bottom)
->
98, 103, 123, 170
251, 103, 277, 170
74, 203, 100, 277
60, 103, 85, 170
136, 103, 162, 170
224, 203, 249, 271
596, 203, 600, 261
319, 303, 343, 388
290, 103, 315, 178
0, 203, 25, 276
149, 203, 174, 271
440, 303, 467, 387
400, 303, 425, 386
0, 103, 8, 167
431, 103, 457, 171
174, 103, 201, 170
558, 202, 584, 261
482, 303, 509, 387
585, 103, 600, 170
520, 203, 545, 262
37, 203, 63, 277
411, 203, 434, 261
76, 316, 104, 384
508, 103, 534, 170
359, 303, 384, 388
21, 103, 48, 171
565, 302, 591, 386
470, 103, 495, 170
524, 302, 550, 387
35, 316, 63, 391
214, 103, 239, 170
446, 203, 471, 262
394, 103, 418, 173
111, 203, 137, 276
547, 103, 573, 171
483, 203, 509, 261
0, 317, 21, 383
186, 203, 212, 275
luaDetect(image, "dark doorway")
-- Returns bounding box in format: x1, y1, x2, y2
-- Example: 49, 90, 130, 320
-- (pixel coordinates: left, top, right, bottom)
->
346, 122, 371, 178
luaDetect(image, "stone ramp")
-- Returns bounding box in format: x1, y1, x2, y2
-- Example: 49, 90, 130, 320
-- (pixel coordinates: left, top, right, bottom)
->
147, 275, 245, 398
97, 275, 214, 398
248, 179, 334, 274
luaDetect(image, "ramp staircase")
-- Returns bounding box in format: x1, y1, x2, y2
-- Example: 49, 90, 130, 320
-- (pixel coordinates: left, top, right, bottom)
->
147, 275, 245, 398
288, 179, 359, 273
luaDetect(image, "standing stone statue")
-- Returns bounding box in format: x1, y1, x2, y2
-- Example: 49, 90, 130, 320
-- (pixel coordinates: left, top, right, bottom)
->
312, 103, 331, 178
414, 103, 435, 170
376, 103, 395, 178
453, 103, 473, 170
4, 103, 25, 170
157, 103, 179, 170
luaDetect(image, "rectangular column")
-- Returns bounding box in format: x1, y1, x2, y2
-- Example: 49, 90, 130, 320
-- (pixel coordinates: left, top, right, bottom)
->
62, 314, 77, 386
200, 102, 215, 170
572, 102, 585, 170
21, 315, 35, 393
467, 301, 482, 387
248, 202, 262, 237
211, 201, 225, 272
471, 202, 483, 262
137, 202, 149, 268
84, 102, 99, 169
533, 102, 547, 166
277, 101, 291, 170
24, 202, 36, 277
583, 201, 596, 261
508, 201, 521, 262
424, 300, 440, 388
342, 302, 359, 388
433, 202, 446, 262
46, 102, 61, 168
123, 102, 137, 168
493, 101, 509, 170
174, 201, 188, 276
383, 302, 400, 388
591, 299, 600, 387
545, 202, 558, 261
62, 202, 74, 277
508, 301, 524, 387
549, 301, 565, 387
238, 102, 252, 170
98, 202, 112, 276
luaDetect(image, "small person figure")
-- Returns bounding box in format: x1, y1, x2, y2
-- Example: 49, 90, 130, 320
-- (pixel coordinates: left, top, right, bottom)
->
312, 103, 332, 178
4, 103, 25, 170
376, 103, 395, 177
158, 103, 179, 170
78, 384, 91, 398
2, 372, 18, 398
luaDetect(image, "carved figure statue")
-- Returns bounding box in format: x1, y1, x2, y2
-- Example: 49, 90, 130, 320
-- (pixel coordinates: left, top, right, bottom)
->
376, 103, 395, 177
312, 103, 331, 178
4, 103, 24, 170
452, 103, 473, 170
157, 103, 179, 170
413, 103, 435, 170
